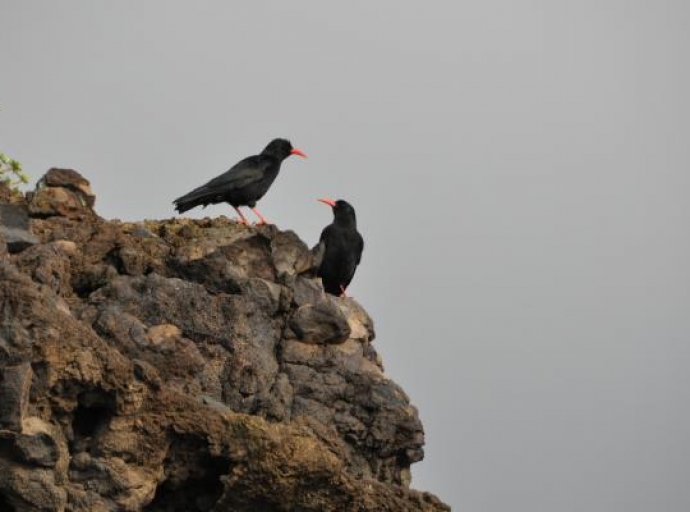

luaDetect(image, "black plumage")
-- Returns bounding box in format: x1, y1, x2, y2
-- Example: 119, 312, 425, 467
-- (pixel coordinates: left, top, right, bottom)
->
316, 198, 364, 296
173, 138, 306, 224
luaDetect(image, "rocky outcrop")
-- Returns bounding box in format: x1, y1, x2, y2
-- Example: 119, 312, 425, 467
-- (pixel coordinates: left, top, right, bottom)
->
0, 169, 448, 511
27, 168, 96, 219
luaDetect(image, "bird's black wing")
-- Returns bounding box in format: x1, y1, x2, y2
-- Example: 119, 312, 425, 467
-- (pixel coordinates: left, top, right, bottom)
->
354, 232, 364, 265
319, 224, 334, 244
203, 156, 268, 189
341, 232, 363, 288
173, 155, 269, 207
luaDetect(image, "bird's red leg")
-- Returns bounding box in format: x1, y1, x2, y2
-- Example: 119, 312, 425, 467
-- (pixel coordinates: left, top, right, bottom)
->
339, 285, 348, 298
233, 206, 249, 225
250, 207, 271, 225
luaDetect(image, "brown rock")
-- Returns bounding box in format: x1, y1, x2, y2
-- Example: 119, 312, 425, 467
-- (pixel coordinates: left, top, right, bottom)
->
147, 324, 182, 344
0, 231, 7, 260
28, 168, 96, 219
0, 463, 67, 512
339, 297, 376, 343
0, 180, 449, 511
292, 275, 326, 306
270, 228, 313, 277
289, 301, 352, 344
0, 181, 26, 205
53, 239, 78, 255
40, 168, 95, 206
0, 363, 32, 432
14, 417, 62, 468
14, 243, 73, 296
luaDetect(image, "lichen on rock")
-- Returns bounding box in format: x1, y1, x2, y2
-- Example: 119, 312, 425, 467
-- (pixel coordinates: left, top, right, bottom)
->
0, 169, 449, 511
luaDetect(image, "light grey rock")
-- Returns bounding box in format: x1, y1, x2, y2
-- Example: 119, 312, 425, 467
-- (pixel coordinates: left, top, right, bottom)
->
0, 204, 39, 253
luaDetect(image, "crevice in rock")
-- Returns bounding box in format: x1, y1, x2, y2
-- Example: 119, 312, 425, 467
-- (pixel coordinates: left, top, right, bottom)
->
143, 447, 231, 512
73, 403, 111, 439
71, 391, 115, 446
0, 437, 16, 461
24, 211, 54, 220
0, 490, 17, 512
103, 246, 126, 275
71, 268, 114, 299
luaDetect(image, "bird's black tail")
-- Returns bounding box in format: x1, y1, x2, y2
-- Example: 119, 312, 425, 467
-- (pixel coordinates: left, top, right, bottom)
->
173, 187, 211, 214
173, 200, 195, 214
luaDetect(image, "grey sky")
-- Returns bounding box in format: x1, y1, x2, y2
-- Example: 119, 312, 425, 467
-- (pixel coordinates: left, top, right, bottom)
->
2, 1, 689, 510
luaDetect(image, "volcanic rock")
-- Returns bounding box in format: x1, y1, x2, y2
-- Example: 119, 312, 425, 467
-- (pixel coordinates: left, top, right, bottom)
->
0, 169, 449, 511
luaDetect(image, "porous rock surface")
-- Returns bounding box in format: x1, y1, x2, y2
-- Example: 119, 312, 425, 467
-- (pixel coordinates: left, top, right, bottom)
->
0, 169, 448, 511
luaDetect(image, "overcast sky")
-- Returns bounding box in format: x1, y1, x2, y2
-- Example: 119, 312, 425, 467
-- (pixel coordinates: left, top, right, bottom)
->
1, 1, 689, 510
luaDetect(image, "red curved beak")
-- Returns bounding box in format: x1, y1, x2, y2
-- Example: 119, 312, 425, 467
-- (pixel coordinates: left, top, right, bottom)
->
290, 148, 308, 158
318, 197, 336, 208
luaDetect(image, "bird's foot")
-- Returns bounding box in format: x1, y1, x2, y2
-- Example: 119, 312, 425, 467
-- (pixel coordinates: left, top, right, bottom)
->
232, 206, 250, 225
339, 286, 349, 298
250, 207, 271, 225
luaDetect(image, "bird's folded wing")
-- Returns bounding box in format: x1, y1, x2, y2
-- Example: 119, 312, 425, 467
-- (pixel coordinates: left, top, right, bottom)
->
355, 235, 364, 265
202, 156, 267, 191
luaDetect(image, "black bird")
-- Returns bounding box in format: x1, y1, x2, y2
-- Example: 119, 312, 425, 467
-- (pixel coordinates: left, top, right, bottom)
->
315, 198, 364, 297
173, 138, 307, 224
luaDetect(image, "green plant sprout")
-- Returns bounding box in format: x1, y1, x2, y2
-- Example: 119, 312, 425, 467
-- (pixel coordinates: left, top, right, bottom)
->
0, 152, 29, 187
